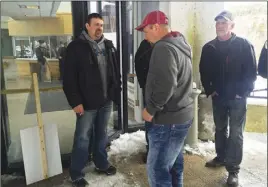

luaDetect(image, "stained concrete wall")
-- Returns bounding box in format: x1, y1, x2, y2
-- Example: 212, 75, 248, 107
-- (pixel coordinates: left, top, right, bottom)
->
169, 2, 224, 87
168, 2, 224, 140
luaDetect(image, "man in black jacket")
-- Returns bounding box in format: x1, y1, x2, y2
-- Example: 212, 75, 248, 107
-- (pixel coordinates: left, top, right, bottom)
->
199, 11, 257, 187
63, 13, 121, 187
134, 39, 153, 163
258, 40, 267, 78
57, 42, 67, 81
36, 40, 49, 82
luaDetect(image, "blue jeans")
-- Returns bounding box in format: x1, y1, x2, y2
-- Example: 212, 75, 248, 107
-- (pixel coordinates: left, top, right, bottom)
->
212, 96, 247, 173
69, 101, 112, 181
146, 120, 192, 187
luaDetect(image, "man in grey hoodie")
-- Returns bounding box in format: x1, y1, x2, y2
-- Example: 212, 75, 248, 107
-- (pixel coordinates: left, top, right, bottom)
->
135, 10, 194, 187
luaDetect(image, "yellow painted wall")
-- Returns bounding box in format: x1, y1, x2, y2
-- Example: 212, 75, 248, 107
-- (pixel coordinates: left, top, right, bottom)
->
8, 13, 73, 36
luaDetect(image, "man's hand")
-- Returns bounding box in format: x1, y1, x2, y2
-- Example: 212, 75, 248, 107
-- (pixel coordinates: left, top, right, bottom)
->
73, 104, 84, 116
210, 91, 218, 98
142, 108, 153, 122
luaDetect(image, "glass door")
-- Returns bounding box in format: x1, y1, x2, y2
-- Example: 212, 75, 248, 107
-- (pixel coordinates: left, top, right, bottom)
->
121, 1, 162, 132
0, 1, 122, 171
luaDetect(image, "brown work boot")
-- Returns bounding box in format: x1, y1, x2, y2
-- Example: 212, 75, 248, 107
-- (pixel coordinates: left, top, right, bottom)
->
227, 172, 239, 187
205, 157, 225, 167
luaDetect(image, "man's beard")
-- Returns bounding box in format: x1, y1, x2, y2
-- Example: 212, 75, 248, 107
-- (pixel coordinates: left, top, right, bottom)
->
95, 30, 102, 37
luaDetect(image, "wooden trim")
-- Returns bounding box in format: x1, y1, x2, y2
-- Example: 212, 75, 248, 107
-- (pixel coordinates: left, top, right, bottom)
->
32, 73, 48, 179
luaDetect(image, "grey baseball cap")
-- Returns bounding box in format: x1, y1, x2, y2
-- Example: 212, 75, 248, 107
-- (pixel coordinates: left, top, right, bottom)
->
215, 10, 234, 21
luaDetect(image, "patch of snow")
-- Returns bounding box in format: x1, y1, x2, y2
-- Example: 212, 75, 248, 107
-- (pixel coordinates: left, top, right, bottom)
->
185, 132, 267, 158
108, 130, 146, 158
184, 140, 215, 157
56, 164, 135, 187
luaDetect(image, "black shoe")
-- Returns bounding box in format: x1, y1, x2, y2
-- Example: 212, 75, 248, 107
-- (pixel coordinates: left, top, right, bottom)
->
72, 178, 89, 187
205, 157, 225, 167
95, 165, 117, 175
227, 172, 239, 187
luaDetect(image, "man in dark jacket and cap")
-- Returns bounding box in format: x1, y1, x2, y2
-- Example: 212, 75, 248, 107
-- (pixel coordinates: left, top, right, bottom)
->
134, 39, 153, 163
199, 10, 257, 187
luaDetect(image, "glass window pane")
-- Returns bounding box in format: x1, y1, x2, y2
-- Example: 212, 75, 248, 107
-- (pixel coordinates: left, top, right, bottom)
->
89, 1, 98, 13
101, 2, 117, 47
5, 93, 76, 163
1, 1, 75, 166
13, 37, 31, 58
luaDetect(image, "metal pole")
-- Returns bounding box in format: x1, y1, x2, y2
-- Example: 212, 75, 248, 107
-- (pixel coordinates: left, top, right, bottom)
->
185, 88, 201, 147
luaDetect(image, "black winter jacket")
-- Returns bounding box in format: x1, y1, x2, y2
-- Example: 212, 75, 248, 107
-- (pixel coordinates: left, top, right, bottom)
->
134, 40, 153, 91
199, 33, 257, 99
63, 36, 121, 110
258, 41, 267, 78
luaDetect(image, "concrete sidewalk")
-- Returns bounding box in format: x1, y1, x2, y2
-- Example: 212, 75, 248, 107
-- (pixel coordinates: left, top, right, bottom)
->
2, 154, 266, 187
2, 133, 267, 187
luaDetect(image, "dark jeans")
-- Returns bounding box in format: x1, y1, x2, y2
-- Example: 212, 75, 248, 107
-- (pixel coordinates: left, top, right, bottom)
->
146, 120, 192, 187
212, 96, 247, 173
39, 63, 46, 82
69, 101, 112, 181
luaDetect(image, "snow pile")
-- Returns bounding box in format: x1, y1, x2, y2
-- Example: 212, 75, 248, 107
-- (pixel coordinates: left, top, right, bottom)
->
199, 113, 215, 140
59, 166, 133, 187
108, 130, 146, 158
184, 140, 215, 157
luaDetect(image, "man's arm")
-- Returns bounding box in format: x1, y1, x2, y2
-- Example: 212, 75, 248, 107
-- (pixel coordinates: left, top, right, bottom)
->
237, 40, 257, 97
134, 40, 152, 88
145, 43, 178, 116
199, 46, 215, 97
258, 41, 267, 78
62, 43, 82, 108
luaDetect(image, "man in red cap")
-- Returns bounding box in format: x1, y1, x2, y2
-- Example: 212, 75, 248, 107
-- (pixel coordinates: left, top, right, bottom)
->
136, 10, 194, 187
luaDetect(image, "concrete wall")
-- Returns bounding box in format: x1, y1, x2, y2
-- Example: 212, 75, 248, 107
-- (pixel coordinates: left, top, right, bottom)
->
169, 2, 224, 87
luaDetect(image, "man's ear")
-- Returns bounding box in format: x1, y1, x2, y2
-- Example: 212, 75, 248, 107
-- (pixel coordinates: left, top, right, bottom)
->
85, 23, 90, 29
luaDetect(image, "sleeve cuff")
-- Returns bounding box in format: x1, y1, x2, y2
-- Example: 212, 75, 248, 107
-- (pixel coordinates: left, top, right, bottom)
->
146, 104, 159, 117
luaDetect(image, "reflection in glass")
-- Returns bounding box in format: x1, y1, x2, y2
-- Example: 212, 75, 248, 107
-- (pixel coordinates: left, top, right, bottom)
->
5, 93, 76, 163
102, 1, 117, 47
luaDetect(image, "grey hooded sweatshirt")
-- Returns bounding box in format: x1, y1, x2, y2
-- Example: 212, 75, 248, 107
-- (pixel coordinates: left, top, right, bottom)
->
80, 30, 108, 99
145, 31, 194, 124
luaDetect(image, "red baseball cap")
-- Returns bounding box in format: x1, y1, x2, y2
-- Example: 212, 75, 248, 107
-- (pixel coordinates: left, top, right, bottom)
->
135, 10, 169, 31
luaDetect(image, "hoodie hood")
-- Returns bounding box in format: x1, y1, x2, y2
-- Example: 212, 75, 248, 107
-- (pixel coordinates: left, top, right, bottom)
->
160, 31, 192, 59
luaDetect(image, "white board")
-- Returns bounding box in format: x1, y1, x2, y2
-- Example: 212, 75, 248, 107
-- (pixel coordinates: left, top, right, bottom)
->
20, 123, 63, 185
